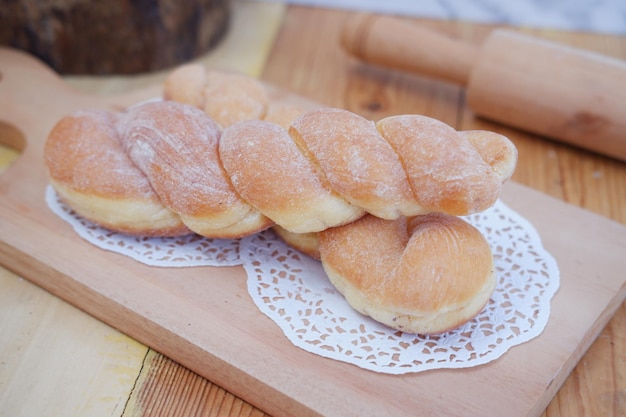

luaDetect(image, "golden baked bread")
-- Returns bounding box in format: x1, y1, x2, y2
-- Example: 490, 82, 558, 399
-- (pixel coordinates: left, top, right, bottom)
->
45, 101, 275, 239
44, 66, 517, 334
290, 108, 423, 220
377, 115, 506, 216
164, 64, 269, 128
117, 101, 273, 238
44, 109, 190, 237
46, 70, 516, 237
166, 66, 517, 221
318, 213, 496, 334
220, 119, 363, 233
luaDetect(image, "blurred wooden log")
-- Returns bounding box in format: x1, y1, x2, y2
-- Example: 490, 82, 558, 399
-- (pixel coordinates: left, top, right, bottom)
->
0, 0, 231, 74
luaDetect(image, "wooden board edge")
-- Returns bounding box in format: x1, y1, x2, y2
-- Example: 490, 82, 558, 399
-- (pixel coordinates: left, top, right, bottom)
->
0, 238, 322, 417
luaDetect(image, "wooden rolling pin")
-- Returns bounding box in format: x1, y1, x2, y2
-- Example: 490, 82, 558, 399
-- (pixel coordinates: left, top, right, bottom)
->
341, 14, 626, 161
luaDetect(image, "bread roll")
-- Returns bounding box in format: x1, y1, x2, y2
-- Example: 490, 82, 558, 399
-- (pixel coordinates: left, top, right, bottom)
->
318, 213, 496, 334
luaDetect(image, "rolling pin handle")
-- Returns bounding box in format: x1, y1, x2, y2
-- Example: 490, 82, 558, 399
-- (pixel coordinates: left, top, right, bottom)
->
341, 14, 479, 86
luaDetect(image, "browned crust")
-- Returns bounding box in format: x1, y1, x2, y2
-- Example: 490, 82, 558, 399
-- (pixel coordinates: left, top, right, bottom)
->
318, 213, 496, 334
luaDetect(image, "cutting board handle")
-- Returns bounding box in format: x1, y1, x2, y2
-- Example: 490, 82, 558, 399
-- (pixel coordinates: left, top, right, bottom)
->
340, 14, 479, 86
0, 47, 162, 152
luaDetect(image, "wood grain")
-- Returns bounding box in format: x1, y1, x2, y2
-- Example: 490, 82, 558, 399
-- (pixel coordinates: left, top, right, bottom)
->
339, 14, 626, 161
122, 351, 270, 417
1, 4, 625, 417
0, 266, 147, 417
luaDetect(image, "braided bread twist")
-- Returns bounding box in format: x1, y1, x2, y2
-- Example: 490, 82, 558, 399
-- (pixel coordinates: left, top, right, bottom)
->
44, 68, 516, 239
44, 66, 518, 334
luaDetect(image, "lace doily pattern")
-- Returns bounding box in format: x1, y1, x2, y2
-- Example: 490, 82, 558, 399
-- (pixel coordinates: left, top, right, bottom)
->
45, 186, 241, 267
46, 186, 559, 374
241, 199, 560, 374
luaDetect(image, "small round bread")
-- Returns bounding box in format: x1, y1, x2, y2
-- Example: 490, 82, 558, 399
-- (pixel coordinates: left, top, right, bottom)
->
219, 119, 364, 233
318, 213, 496, 334
44, 109, 190, 237
117, 101, 273, 238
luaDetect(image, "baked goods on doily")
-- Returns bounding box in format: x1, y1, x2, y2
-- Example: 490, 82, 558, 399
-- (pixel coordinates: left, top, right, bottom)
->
318, 213, 497, 334
46, 187, 560, 374
242, 199, 559, 374
43, 65, 559, 368
45, 66, 517, 239
45, 185, 241, 267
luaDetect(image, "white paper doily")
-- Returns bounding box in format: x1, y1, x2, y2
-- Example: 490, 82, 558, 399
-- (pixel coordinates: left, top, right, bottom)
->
240, 199, 560, 374
47, 186, 559, 374
45, 185, 241, 267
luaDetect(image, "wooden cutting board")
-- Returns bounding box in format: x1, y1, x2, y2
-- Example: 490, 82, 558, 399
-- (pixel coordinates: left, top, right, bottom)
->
1, 46, 625, 417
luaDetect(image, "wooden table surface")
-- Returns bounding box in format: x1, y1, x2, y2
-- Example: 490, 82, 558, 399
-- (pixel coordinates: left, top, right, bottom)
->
1, 3, 625, 417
